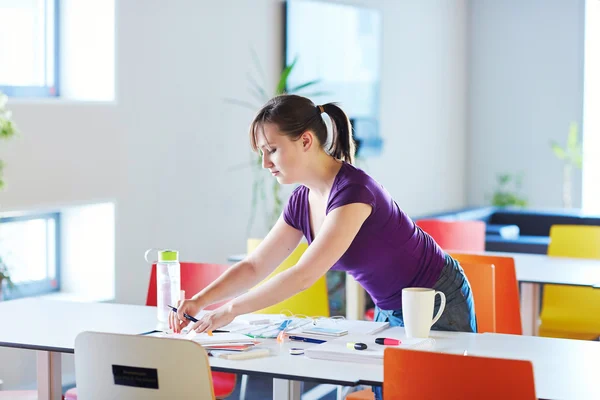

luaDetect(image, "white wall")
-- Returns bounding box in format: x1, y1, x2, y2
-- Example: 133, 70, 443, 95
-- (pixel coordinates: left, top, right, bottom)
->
467, 0, 585, 208
0, 0, 467, 389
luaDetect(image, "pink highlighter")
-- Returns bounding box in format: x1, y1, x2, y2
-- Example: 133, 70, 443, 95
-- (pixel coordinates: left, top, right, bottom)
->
375, 338, 401, 346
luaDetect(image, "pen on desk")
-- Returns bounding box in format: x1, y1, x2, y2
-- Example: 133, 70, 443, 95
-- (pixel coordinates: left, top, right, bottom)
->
167, 305, 228, 333
288, 336, 326, 344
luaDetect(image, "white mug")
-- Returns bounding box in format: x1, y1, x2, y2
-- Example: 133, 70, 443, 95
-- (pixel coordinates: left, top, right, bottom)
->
402, 288, 446, 338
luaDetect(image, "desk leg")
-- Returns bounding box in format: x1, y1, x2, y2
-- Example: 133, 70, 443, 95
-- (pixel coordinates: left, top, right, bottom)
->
345, 275, 365, 320
520, 282, 540, 336
36, 351, 62, 400
273, 378, 301, 400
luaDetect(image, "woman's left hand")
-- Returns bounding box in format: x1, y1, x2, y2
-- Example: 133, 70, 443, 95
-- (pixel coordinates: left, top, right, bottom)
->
190, 304, 235, 333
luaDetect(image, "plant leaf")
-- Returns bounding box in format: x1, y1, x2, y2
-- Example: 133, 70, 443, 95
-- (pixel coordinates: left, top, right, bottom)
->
246, 72, 269, 103
573, 153, 583, 169
288, 79, 321, 93
223, 97, 260, 111
567, 122, 579, 151
276, 56, 298, 95
551, 142, 566, 160
250, 47, 267, 90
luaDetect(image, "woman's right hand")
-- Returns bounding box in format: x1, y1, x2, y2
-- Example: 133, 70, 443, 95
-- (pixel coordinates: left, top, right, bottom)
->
169, 298, 203, 333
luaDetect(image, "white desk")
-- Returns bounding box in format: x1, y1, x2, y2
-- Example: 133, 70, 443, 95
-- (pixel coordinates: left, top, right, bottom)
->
2, 298, 599, 400
0, 298, 372, 400
466, 251, 600, 336
345, 251, 600, 335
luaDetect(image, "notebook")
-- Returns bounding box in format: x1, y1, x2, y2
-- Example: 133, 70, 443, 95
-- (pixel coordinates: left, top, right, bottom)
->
287, 320, 389, 339
304, 334, 435, 364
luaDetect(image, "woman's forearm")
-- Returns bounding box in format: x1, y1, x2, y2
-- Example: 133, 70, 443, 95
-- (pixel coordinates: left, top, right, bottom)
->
228, 266, 314, 317
191, 260, 265, 307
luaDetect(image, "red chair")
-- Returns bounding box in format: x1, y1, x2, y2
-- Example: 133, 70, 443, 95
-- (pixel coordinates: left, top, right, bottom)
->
363, 219, 487, 321
147, 262, 236, 398
65, 262, 237, 400
416, 219, 486, 252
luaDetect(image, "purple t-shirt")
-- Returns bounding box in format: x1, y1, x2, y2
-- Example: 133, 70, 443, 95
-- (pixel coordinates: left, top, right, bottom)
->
283, 162, 445, 310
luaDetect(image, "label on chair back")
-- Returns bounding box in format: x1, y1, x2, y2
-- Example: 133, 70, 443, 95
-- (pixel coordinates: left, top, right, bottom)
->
112, 365, 159, 389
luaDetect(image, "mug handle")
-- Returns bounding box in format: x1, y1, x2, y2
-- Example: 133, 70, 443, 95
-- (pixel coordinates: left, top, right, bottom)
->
430, 291, 446, 326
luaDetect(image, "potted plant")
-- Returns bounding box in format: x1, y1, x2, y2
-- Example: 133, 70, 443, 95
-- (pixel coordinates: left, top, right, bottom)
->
0, 90, 19, 301
0, 256, 15, 301
0, 90, 19, 188
490, 172, 528, 208
550, 122, 582, 209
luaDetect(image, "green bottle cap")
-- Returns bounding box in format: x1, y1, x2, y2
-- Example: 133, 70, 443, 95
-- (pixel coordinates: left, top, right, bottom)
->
158, 250, 178, 262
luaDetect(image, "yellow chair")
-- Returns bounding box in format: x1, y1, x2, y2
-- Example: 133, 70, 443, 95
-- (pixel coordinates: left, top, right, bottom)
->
539, 225, 600, 340
247, 238, 330, 317
241, 239, 333, 400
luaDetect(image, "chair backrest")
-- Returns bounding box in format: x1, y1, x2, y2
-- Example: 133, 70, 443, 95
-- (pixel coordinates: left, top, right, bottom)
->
451, 253, 522, 334
74, 331, 215, 400
384, 348, 536, 400
458, 262, 496, 333
548, 225, 600, 259
247, 239, 330, 317
541, 225, 600, 338
146, 262, 230, 310
416, 219, 486, 252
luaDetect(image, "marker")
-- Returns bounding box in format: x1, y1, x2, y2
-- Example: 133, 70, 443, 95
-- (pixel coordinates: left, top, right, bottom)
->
347, 342, 368, 350
375, 338, 401, 346
288, 336, 327, 344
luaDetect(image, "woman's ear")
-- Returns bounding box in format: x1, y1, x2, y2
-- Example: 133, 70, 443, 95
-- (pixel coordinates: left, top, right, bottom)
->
301, 131, 314, 151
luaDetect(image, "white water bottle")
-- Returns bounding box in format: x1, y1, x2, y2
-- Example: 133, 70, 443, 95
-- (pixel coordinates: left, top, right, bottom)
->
145, 249, 181, 328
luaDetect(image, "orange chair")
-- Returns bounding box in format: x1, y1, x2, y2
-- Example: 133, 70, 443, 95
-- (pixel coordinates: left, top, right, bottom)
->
416, 219, 486, 252
384, 348, 536, 400
65, 262, 237, 400
459, 262, 496, 333
451, 253, 522, 335
345, 388, 375, 399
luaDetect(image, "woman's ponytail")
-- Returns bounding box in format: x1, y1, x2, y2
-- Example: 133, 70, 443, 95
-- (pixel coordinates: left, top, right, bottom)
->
321, 103, 356, 164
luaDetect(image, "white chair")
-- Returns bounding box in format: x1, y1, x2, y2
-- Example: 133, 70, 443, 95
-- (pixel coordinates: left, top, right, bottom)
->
74, 331, 215, 400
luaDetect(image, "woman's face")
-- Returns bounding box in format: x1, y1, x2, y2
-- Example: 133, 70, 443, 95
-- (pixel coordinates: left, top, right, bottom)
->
256, 123, 307, 185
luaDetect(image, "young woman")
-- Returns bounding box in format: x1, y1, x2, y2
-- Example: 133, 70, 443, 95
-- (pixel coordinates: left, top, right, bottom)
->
171, 95, 476, 396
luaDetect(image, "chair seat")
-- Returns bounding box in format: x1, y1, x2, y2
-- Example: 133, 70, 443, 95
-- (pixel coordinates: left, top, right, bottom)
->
211, 371, 236, 398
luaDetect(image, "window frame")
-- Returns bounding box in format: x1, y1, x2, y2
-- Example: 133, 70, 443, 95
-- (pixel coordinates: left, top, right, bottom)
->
0, 212, 61, 300
0, 0, 60, 98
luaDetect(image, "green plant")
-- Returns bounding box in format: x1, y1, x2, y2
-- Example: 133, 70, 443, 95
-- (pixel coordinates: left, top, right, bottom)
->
0, 90, 19, 189
491, 172, 528, 207
227, 51, 328, 235
550, 122, 582, 209
0, 256, 15, 298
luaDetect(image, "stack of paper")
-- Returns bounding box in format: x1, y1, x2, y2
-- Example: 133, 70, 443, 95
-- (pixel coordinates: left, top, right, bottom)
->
287, 320, 390, 340
304, 334, 435, 364
150, 331, 256, 350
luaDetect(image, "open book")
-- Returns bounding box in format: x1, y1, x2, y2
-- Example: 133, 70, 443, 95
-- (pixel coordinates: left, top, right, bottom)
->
304, 333, 435, 364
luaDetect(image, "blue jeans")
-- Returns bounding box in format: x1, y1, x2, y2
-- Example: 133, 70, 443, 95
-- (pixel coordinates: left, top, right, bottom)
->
372, 254, 477, 400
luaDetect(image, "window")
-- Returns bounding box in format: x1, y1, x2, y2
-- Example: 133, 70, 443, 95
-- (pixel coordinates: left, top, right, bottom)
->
582, 0, 600, 212
0, 0, 59, 97
0, 212, 60, 299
